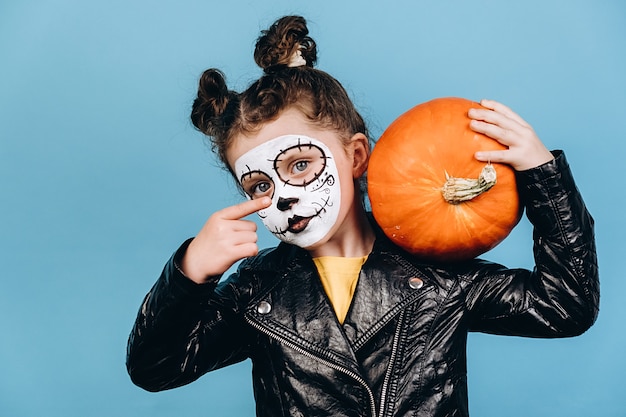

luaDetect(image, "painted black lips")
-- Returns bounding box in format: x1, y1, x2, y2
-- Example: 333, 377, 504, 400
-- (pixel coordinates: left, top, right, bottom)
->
287, 215, 313, 233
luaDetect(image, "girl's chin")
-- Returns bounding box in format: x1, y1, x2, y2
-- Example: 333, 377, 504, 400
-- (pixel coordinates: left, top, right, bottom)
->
298, 228, 338, 252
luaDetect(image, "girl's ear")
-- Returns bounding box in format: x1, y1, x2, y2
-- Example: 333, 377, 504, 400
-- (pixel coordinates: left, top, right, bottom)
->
349, 133, 370, 178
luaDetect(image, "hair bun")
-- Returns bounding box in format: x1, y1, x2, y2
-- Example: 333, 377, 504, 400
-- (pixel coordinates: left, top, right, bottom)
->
190, 69, 239, 137
254, 15, 317, 72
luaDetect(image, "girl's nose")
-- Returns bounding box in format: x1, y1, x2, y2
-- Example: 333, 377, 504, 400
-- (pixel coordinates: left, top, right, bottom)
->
277, 197, 299, 211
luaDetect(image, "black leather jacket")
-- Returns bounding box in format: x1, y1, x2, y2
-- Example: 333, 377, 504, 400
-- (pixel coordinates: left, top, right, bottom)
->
127, 152, 599, 417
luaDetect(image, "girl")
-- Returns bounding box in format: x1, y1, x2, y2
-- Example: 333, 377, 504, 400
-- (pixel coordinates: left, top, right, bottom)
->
127, 15, 599, 417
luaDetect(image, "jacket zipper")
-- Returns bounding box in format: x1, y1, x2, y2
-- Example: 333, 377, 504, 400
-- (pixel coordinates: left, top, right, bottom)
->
377, 310, 405, 417
245, 316, 378, 417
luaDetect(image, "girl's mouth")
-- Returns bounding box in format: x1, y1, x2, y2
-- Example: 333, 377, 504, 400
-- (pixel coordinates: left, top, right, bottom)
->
287, 215, 313, 233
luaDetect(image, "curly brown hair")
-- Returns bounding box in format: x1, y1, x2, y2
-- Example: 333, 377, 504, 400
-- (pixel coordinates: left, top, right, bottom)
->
190, 15, 369, 174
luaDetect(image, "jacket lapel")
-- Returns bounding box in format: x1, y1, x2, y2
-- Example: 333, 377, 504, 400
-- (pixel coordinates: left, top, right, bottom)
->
243, 238, 433, 370
344, 237, 434, 350
244, 245, 361, 373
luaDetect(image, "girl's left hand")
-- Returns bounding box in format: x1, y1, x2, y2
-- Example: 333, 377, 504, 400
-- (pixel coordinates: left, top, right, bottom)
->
469, 99, 554, 171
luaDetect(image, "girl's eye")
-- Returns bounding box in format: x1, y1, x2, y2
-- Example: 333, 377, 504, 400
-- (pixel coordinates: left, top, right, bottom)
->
253, 182, 271, 195
240, 170, 274, 199
274, 143, 326, 187
292, 160, 309, 173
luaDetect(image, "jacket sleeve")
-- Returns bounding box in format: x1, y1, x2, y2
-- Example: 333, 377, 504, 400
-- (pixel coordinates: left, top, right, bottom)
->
466, 151, 599, 337
126, 239, 254, 392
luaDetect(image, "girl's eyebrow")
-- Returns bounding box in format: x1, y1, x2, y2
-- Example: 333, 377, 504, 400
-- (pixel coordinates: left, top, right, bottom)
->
239, 169, 270, 184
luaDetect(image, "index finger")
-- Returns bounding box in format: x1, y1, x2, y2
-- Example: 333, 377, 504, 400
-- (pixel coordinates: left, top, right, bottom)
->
478, 99, 531, 128
218, 197, 272, 220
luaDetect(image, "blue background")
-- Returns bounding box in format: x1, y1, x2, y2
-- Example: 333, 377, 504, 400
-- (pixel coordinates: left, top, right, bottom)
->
1, 1, 624, 416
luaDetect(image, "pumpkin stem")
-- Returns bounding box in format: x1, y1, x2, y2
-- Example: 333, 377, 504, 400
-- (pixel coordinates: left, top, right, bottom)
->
441, 163, 497, 204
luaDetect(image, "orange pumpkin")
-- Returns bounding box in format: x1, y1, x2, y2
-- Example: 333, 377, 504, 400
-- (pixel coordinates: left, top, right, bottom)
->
367, 97, 522, 261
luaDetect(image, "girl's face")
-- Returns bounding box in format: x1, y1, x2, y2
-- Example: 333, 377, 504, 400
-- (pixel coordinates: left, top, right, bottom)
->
227, 109, 364, 249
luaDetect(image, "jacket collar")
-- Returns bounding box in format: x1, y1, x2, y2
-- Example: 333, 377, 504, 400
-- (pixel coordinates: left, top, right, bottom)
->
243, 233, 433, 369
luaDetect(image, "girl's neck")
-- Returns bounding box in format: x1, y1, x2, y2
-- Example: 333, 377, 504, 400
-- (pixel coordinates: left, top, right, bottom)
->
308, 199, 375, 258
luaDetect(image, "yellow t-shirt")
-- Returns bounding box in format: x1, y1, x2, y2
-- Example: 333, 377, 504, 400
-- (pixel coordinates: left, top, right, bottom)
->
313, 255, 368, 324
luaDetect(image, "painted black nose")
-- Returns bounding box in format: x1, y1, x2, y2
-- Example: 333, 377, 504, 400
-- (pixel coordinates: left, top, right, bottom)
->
277, 197, 299, 211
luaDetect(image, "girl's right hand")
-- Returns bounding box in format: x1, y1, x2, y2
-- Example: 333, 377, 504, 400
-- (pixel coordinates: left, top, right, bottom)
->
181, 197, 272, 284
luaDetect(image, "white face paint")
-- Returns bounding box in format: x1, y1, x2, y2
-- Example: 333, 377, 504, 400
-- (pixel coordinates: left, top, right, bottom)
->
234, 134, 341, 248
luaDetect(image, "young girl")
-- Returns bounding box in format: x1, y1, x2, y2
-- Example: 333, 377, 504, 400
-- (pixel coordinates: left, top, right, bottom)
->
127, 15, 599, 417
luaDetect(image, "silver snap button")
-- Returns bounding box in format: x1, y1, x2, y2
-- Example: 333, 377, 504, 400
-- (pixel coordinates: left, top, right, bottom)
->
257, 301, 272, 314
408, 277, 424, 290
